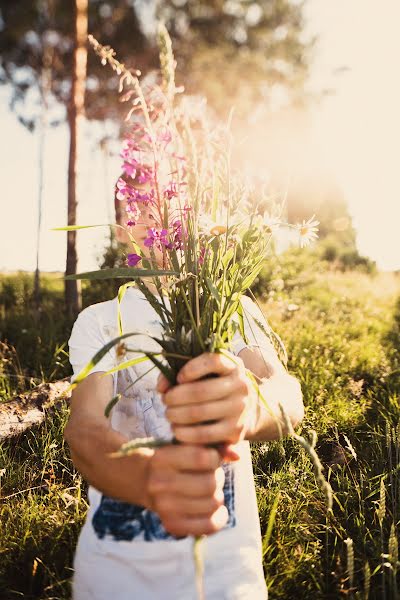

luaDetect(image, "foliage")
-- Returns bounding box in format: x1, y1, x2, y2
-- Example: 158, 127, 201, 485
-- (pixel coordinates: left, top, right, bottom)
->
0, 0, 312, 128
66, 27, 315, 389
157, 0, 313, 117
1, 266, 400, 598
0, 0, 151, 129
0, 270, 118, 400
0, 406, 86, 599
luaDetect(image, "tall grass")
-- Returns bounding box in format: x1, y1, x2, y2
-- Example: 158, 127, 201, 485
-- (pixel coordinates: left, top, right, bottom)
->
0, 263, 399, 598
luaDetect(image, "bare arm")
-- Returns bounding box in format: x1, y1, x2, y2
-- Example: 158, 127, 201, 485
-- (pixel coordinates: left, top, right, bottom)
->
64, 372, 231, 537
238, 346, 304, 441
161, 348, 304, 446
64, 372, 153, 507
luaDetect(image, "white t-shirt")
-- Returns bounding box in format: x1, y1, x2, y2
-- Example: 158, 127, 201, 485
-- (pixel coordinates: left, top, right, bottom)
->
69, 287, 275, 600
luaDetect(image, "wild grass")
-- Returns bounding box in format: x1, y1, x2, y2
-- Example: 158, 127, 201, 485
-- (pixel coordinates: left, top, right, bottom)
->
0, 263, 400, 598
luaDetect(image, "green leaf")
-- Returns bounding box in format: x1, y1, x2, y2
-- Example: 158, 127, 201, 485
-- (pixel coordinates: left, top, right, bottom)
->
236, 300, 248, 345
205, 277, 221, 306
221, 247, 234, 269
144, 352, 175, 384
104, 353, 156, 375
72, 332, 148, 386
110, 436, 171, 457
117, 281, 138, 335
65, 268, 178, 280
104, 394, 121, 418
262, 492, 281, 557
53, 223, 142, 252
135, 279, 171, 325
52, 224, 111, 231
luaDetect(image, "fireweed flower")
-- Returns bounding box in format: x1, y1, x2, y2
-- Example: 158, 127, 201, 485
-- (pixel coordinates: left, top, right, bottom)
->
296, 215, 320, 248
144, 228, 170, 250
82, 31, 327, 599
127, 253, 142, 267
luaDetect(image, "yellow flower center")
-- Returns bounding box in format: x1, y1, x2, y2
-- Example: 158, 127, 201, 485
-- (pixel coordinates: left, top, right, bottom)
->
210, 225, 227, 236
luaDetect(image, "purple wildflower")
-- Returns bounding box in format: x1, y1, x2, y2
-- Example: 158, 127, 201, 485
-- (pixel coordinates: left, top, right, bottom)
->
144, 227, 171, 250
127, 253, 142, 267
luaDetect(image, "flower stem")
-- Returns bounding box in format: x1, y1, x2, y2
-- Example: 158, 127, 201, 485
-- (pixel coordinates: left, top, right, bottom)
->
193, 535, 205, 600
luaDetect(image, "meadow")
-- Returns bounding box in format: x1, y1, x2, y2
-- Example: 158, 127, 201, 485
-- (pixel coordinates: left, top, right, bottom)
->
0, 253, 399, 599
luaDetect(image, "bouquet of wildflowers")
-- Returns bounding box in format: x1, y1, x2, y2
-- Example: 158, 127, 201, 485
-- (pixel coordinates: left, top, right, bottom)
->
59, 25, 325, 599
66, 26, 319, 390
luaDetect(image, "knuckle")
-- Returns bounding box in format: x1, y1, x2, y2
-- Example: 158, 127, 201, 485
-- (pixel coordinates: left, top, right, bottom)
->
214, 489, 225, 506
195, 427, 208, 444
237, 396, 248, 414
147, 474, 164, 495
188, 403, 202, 422
163, 390, 173, 406
157, 495, 172, 513
209, 448, 221, 469
194, 447, 210, 469
162, 519, 181, 537
229, 422, 244, 443
206, 472, 218, 494
210, 494, 223, 511
204, 517, 220, 535
215, 467, 225, 490
203, 518, 215, 534
234, 355, 245, 370
152, 448, 166, 468
236, 375, 249, 395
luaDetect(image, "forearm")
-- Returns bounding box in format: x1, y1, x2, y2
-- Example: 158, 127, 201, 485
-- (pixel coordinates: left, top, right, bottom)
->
65, 417, 154, 507
245, 372, 304, 442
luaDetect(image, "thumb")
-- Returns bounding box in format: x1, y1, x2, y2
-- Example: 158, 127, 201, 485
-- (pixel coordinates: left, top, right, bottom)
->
216, 443, 240, 463
157, 372, 172, 394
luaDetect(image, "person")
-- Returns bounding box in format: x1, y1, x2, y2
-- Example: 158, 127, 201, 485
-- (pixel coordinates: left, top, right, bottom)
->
65, 180, 304, 600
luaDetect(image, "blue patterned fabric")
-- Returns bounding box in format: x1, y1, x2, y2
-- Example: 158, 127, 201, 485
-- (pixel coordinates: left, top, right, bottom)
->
92, 462, 236, 541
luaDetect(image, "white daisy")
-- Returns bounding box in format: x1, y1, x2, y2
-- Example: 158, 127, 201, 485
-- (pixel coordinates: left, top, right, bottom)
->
296, 215, 319, 248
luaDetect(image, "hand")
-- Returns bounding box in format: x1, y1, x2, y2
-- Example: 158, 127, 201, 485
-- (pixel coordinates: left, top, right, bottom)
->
157, 352, 253, 447
146, 444, 228, 537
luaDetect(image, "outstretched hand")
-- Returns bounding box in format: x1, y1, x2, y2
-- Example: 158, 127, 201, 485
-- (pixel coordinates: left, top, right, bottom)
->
157, 352, 254, 457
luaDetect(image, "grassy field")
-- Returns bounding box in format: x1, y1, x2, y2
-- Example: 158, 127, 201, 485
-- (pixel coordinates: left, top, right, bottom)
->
0, 261, 399, 599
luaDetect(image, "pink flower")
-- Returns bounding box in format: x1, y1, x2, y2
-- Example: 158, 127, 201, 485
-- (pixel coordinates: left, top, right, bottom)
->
163, 182, 178, 200
144, 227, 171, 250
127, 253, 142, 267
125, 202, 141, 225
172, 219, 183, 250
198, 246, 208, 266
137, 164, 155, 184
116, 177, 134, 201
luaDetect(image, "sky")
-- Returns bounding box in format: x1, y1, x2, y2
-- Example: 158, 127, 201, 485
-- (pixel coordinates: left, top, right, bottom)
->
305, 0, 400, 270
1, 0, 400, 272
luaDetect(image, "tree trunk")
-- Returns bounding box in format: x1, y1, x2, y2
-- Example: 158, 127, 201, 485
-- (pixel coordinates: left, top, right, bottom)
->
34, 0, 54, 312
65, 0, 88, 318
0, 380, 71, 441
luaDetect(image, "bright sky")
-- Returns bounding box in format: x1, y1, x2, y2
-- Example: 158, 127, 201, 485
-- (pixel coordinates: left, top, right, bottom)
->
305, 0, 400, 270
1, 0, 399, 272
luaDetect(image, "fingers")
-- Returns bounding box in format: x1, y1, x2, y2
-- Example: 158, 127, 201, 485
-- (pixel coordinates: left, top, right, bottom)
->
149, 466, 225, 497
173, 417, 246, 445
166, 395, 246, 426
152, 444, 221, 472
156, 373, 171, 394
148, 446, 230, 538
155, 488, 225, 517
217, 443, 241, 462
162, 505, 229, 537
177, 352, 243, 384
163, 373, 248, 407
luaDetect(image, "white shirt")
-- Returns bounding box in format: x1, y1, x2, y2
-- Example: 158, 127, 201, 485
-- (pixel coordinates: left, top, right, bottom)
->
69, 288, 272, 599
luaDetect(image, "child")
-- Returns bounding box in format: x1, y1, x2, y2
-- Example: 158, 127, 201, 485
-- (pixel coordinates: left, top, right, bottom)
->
65, 180, 304, 600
